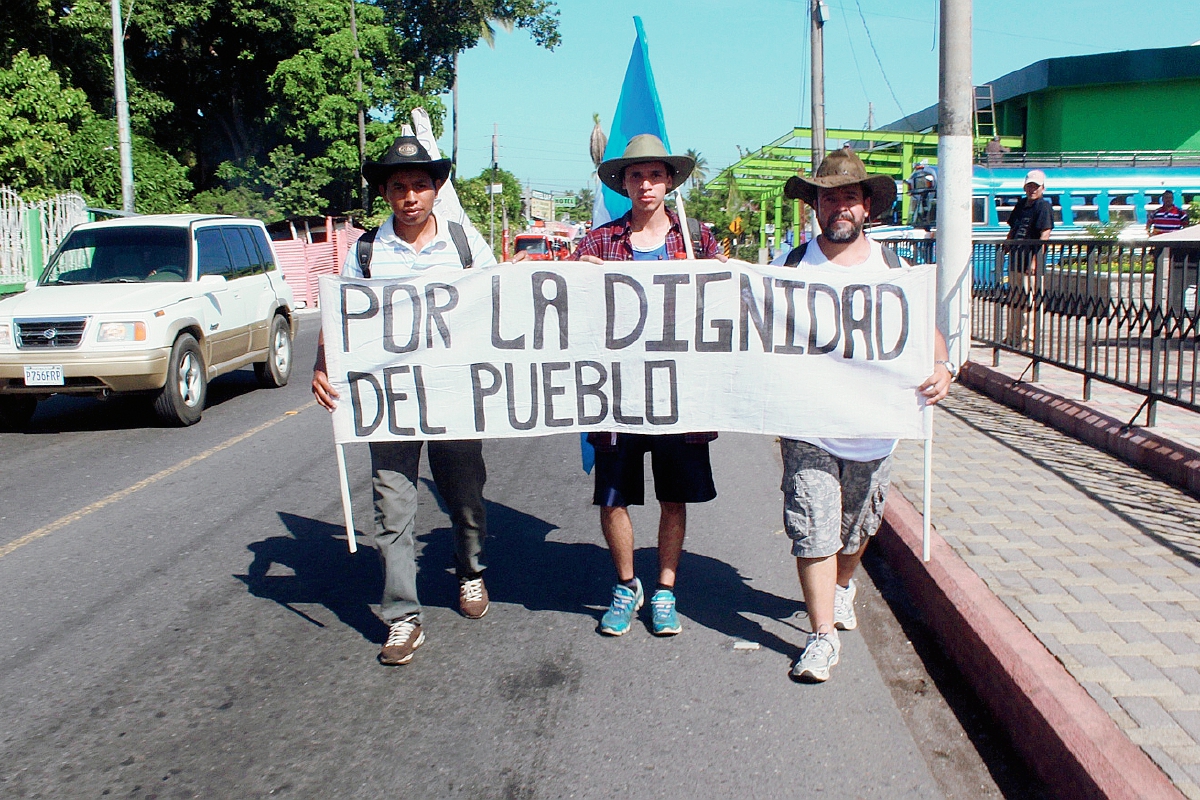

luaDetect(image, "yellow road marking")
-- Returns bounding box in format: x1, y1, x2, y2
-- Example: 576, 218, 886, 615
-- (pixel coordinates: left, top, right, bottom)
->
0, 400, 318, 560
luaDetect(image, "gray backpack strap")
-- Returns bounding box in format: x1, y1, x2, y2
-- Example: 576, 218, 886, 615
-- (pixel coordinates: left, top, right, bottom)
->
447, 221, 473, 269
881, 246, 903, 268
783, 241, 808, 266
356, 228, 377, 278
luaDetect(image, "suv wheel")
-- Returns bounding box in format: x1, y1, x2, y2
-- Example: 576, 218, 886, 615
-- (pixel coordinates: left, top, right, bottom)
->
0, 395, 37, 431
154, 333, 207, 426
254, 314, 293, 388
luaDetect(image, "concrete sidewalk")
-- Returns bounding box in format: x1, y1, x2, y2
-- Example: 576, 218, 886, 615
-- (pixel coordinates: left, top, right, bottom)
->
882, 348, 1200, 798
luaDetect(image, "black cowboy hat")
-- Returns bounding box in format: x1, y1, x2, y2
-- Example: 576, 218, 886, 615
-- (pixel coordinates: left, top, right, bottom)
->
362, 134, 452, 188
597, 134, 695, 197
783, 148, 897, 220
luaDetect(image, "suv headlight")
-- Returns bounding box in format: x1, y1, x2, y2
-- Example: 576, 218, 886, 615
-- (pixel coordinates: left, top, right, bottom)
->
97, 322, 147, 342
0, 323, 9, 346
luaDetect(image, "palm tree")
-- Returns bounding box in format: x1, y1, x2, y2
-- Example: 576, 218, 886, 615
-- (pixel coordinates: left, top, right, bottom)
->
452, 8, 516, 179
685, 148, 708, 192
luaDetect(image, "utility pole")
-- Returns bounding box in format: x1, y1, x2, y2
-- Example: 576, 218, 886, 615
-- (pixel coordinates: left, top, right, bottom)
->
110, 0, 135, 213
810, 0, 827, 172
348, 0, 368, 209
490, 124, 498, 249
810, 0, 827, 237
936, 0, 973, 367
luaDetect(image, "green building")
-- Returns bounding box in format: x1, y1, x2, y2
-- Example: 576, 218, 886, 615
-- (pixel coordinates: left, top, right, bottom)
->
892, 44, 1200, 154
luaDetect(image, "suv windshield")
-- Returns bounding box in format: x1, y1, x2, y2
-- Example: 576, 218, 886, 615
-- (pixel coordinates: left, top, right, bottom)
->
514, 237, 548, 255
41, 227, 190, 285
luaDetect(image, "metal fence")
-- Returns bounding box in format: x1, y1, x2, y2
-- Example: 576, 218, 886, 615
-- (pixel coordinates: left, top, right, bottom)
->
0, 187, 89, 289
881, 235, 1200, 424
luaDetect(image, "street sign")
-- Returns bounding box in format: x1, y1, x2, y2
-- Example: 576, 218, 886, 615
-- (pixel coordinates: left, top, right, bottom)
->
487, 183, 504, 195
554, 196, 577, 209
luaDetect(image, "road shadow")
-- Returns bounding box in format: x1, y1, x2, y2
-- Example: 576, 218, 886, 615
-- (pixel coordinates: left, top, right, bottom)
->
13, 368, 264, 433
415, 479, 804, 657
234, 512, 388, 644
238, 488, 802, 656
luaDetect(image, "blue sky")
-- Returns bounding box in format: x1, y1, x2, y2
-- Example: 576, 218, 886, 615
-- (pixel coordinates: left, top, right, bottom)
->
439, 1, 1200, 196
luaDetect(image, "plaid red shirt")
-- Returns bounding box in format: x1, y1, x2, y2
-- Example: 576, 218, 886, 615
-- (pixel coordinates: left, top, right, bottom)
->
573, 208, 720, 445
572, 209, 721, 261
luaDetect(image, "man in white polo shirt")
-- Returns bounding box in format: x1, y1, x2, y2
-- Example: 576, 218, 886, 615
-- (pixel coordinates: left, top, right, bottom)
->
312, 134, 496, 666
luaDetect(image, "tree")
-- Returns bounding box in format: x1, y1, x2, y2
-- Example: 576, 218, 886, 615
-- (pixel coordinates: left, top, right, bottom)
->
684, 148, 707, 193
457, 166, 524, 259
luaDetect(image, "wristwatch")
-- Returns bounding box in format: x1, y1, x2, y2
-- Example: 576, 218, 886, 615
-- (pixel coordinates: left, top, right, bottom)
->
936, 360, 958, 379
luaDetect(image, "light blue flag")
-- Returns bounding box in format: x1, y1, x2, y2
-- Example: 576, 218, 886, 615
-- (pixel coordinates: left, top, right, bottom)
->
583, 16, 673, 473
591, 16, 672, 228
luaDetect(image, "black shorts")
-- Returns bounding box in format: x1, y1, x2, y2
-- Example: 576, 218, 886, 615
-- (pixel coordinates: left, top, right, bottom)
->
592, 433, 717, 507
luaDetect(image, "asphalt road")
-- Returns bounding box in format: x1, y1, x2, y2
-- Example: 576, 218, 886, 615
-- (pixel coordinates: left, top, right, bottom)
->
0, 312, 1029, 799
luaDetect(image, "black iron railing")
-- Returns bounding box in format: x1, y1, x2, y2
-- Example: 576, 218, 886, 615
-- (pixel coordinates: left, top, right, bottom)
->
880, 238, 1200, 424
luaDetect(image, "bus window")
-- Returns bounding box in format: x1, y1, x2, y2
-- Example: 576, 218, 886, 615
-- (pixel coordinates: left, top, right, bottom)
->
994, 195, 1020, 225
1108, 194, 1136, 224
1047, 194, 1063, 224
972, 196, 986, 224
1071, 194, 1099, 223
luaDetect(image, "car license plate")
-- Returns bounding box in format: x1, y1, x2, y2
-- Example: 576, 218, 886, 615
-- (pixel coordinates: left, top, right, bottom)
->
24, 364, 64, 386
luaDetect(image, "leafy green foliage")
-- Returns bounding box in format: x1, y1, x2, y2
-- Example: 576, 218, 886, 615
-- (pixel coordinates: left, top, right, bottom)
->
0, 0, 559, 219
457, 167, 524, 259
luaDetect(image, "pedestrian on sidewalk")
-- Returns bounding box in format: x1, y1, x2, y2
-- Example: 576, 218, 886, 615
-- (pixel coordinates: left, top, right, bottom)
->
571, 134, 725, 638
1004, 169, 1053, 349
311, 134, 498, 666
1148, 190, 1188, 236
780, 149, 954, 682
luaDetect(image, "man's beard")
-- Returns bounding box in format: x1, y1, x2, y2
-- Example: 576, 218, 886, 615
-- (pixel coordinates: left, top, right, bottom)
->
824, 213, 862, 243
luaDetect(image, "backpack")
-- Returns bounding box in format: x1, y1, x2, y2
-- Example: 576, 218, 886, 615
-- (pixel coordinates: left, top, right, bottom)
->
355, 220, 474, 278
783, 240, 904, 268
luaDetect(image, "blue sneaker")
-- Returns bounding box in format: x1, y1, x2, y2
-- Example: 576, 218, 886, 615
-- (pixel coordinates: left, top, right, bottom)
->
650, 589, 682, 636
599, 578, 643, 636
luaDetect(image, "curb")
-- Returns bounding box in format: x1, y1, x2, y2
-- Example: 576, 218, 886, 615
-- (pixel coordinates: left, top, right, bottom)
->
876, 493, 1185, 800
959, 361, 1200, 499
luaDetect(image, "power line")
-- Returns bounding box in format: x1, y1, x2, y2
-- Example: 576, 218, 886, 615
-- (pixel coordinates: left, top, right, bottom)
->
852, 0, 910, 125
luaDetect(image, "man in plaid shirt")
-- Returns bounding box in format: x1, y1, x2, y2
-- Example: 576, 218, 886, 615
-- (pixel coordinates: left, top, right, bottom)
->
571, 134, 725, 638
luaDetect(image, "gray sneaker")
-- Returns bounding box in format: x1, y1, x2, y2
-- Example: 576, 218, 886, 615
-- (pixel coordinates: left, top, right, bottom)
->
792, 631, 841, 683
834, 578, 858, 631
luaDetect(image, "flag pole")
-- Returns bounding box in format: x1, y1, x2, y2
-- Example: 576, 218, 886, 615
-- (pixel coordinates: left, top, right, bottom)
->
335, 443, 358, 553
674, 191, 696, 260
922, 406, 933, 562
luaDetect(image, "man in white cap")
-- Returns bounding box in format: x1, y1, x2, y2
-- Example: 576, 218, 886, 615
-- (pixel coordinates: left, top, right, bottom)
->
571, 134, 723, 639
1005, 169, 1053, 346
312, 134, 497, 666
780, 148, 953, 682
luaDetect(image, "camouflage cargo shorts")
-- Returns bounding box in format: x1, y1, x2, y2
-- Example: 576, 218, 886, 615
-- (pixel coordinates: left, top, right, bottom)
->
779, 439, 893, 559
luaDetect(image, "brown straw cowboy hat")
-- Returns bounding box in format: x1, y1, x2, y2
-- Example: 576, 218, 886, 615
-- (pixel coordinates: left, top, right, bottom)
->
362, 134, 453, 188
783, 148, 897, 220
597, 134, 695, 197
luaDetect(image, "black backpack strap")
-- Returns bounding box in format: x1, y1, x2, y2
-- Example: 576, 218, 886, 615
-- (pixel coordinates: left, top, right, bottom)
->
783, 241, 808, 266
447, 221, 474, 269
356, 228, 377, 278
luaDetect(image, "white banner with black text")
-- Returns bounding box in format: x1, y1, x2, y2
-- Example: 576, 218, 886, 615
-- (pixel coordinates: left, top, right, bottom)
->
317, 259, 936, 444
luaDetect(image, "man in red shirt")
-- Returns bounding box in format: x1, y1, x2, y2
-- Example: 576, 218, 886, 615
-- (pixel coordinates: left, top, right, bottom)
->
572, 134, 724, 638
1148, 190, 1189, 236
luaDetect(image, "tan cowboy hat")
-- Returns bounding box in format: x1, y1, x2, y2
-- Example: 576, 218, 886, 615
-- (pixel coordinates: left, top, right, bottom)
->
362, 134, 452, 188
597, 134, 695, 196
783, 148, 897, 220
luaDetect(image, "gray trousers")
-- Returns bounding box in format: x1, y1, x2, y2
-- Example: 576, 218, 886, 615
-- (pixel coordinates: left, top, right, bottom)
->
369, 440, 488, 624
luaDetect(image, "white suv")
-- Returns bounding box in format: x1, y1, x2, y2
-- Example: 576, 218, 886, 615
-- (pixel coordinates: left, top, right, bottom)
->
0, 214, 297, 428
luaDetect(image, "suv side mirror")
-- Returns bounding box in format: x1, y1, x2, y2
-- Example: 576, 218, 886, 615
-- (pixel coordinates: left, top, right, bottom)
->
198, 274, 227, 288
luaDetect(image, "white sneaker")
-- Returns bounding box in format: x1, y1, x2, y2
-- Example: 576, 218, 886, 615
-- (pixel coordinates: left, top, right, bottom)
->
792, 631, 841, 683
834, 578, 858, 631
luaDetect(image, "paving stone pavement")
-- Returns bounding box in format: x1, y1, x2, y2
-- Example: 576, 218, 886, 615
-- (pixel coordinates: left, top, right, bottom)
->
890, 384, 1200, 798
